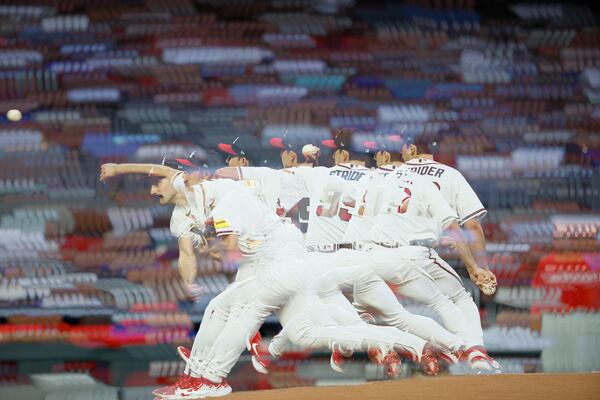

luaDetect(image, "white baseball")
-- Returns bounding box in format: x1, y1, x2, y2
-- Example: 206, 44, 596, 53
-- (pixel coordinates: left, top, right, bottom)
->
302, 144, 319, 157
6, 109, 22, 122
481, 282, 496, 296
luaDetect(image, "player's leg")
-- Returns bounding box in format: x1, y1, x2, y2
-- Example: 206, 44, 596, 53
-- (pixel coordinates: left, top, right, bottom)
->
153, 279, 254, 399
267, 327, 289, 358
370, 246, 475, 345
328, 299, 424, 356
352, 272, 465, 353
420, 250, 501, 370
234, 259, 256, 281
283, 296, 364, 353
422, 250, 501, 370
197, 287, 275, 382
318, 251, 460, 358
273, 288, 392, 355
274, 292, 379, 356
199, 258, 308, 382
184, 276, 258, 375
268, 292, 336, 358
319, 292, 440, 374
423, 249, 483, 346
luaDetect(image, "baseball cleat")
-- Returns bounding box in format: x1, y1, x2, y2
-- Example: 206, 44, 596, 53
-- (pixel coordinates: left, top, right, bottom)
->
206, 379, 233, 397
330, 342, 351, 373
437, 349, 460, 365
367, 345, 384, 364
383, 351, 402, 378
177, 346, 191, 362
154, 375, 231, 399
246, 332, 270, 374
152, 374, 203, 399
420, 344, 440, 376
485, 353, 503, 373
461, 346, 500, 373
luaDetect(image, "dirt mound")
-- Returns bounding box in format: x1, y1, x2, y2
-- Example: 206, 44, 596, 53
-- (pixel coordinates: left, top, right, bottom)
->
228, 373, 599, 400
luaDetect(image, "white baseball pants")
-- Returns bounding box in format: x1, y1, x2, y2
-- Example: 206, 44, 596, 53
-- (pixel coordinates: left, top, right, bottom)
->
420, 248, 483, 346
368, 245, 481, 347
310, 249, 465, 352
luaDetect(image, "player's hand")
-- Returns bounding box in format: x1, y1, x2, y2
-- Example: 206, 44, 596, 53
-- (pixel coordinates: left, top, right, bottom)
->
185, 283, 204, 302
469, 267, 489, 286
471, 268, 496, 295
485, 269, 497, 286
100, 163, 118, 181
303, 144, 321, 162
481, 269, 497, 295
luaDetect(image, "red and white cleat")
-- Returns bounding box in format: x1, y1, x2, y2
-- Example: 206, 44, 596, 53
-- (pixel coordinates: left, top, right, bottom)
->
177, 346, 191, 362
462, 346, 501, 373
420, 344, 440, 376
154, 375, 231, 399
488, 357, 502, 372
152, 374, 204, 399
383, 351, 401, 378
246, 332, 270, 374
438, 349, 460, 366
152, 374, 186, 398
330, 342, 352, 373
208, 379, 233, 397
367, 345, 384, 364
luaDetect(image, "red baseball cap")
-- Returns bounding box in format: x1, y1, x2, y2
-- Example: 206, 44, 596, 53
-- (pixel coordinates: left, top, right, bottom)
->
217, 143, 238, 155
269, 137, 286, 149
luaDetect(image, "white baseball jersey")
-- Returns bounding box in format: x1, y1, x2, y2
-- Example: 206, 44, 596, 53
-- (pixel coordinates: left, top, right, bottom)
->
238, 166, 310, 233
282, 166, 317, 235
369, 166, 459, 247
236, 167, 282, 213
208, 188, 281, 258
170, 205, 203, 244
169, 178, 244, 243
405, 158, 486, 225
342, 164, 401, 244
297, 163, 371, 247
169, 173, 214, 245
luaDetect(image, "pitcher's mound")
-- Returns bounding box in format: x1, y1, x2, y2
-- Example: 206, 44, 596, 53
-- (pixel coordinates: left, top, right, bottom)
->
229, 373, 599, 400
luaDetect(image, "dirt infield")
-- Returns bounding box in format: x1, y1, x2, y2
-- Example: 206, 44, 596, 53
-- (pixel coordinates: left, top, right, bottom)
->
228, 373, 599, 400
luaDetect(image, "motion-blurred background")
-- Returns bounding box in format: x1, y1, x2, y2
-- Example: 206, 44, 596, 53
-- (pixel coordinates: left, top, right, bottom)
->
0, 0, 599, 399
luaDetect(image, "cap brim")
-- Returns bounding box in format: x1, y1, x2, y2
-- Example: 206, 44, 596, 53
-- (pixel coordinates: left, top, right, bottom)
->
269, 137, 285, 149
175, 158, 198, 168
218, 143, 238, 155
321, 139, 337, 149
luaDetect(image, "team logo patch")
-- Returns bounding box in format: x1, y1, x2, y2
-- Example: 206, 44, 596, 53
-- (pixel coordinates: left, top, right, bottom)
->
214, 218, 231, 229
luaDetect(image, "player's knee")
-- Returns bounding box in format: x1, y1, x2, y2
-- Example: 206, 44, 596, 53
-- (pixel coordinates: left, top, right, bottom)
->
450, 288, 473, 304
427, 292, 454, 311
352, 301, 368, 314
287, 328, 311, 346
379, 312, 410, 330
206, 296, 231, 320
